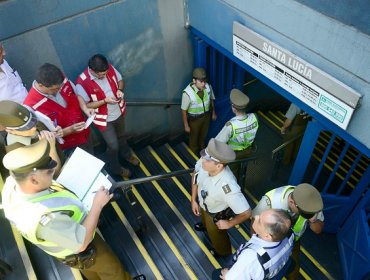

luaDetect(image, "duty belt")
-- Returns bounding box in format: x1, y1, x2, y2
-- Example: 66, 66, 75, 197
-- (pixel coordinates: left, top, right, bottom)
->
187, 111, 209, 120
210, 207, 235, 223
60, 242, 96, 269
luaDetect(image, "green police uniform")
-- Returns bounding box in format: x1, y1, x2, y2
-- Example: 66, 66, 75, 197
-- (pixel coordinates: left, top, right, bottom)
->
0, 100, 65, 178
194, 139, 251, 256
181, 68, 215, 154
1, 140, 133, 280
252, 184, 324, 280
216, 89, 258, 178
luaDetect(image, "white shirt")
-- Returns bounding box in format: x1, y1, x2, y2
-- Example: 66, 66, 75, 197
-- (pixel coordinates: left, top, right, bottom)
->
76, 67, 123, 122
194, 160, 250, 214
0, 59, 28, 103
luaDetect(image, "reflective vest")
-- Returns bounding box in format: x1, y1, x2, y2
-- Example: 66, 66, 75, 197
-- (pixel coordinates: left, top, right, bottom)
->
183, 83, 211, 116
232, 232, 295, 279
2, 179, 87, 258
76, 64, 126, 131
24, 79, 90, 150
265, 186, 307, 240
227, 113, 259, 151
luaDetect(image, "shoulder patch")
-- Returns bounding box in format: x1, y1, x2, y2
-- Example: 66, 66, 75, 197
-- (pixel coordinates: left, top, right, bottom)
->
222, 184, 231, 194
39, 214, 52, 226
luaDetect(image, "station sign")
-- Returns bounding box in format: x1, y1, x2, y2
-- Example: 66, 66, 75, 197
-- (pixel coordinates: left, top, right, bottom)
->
233, 22, 362, 129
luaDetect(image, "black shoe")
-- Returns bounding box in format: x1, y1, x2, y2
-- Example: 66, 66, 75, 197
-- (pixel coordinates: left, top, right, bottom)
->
133, 274, 146, 280
194, 222, 206, 232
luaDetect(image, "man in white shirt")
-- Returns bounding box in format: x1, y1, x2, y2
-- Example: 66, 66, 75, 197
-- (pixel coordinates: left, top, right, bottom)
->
0, 43, 28, 103
213, 209, 294, 280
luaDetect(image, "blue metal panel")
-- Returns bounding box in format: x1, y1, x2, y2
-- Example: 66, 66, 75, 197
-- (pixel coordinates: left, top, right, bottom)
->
0, 0, 111, 39
191, 28, 370, 235
338, 169, 370, 279
190, 27, 370, 159
322, 142, 349, 193
289, 121, 321, 184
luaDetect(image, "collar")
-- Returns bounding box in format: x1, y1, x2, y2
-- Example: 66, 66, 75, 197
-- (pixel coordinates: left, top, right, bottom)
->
88, 67, 99, 81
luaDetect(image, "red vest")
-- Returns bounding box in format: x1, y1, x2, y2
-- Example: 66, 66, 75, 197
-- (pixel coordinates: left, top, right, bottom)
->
75, 65, 126, 131
24, 79, 90, 150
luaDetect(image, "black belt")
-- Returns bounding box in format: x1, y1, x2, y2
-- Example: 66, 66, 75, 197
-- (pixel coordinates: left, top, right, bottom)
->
60, 242, 96, 269
187, 111, 209, 120
210, 207, 235, 223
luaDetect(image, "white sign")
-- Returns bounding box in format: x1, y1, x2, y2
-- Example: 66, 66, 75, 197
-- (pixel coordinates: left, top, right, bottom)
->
232, 22, 362, 129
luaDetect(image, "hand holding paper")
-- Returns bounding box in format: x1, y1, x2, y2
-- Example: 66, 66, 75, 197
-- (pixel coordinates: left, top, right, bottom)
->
84, 113, 96, 129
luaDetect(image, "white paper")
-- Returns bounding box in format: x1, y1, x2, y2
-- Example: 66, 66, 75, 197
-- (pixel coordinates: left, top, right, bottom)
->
33, 111, 65, 144
84, 113, 96, 129
57, 147, 106, 201
81, 173, 112, 210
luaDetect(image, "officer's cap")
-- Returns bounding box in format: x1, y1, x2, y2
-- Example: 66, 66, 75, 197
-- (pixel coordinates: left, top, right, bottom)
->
3, 139, 57, 173
0, 101, 37, 131
293, 183, 323, 214
200, 138, 236, 164
230, 89, 249, 110
192, 67, 207, 80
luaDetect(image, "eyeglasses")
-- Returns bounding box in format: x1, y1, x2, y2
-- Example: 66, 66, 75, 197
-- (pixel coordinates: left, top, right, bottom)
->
294, 203, 315, 219
196, 79, 206, 83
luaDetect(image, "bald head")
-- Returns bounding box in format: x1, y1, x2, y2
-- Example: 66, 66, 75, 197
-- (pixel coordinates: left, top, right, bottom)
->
263, 209, 291, 242
253, 209, 291, 242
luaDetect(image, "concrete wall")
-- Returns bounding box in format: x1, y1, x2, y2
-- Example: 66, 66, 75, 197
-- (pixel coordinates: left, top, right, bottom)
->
187, 0, 370, 152
0, 0, 193, 136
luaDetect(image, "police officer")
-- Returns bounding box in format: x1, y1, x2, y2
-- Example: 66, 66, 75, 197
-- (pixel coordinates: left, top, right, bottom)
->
213, 209, 295, 280
216, 89, 258, 178
181, 67, 217, 155
191, 138, 251, 257
280, 103, 310, 165
1, 140, 145, 280
252, 183, 324, 279
0, 100, 63, 177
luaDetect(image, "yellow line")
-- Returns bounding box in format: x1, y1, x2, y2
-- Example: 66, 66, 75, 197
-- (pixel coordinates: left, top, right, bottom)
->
70, 268, 84, 280
257, 111, 281, 130
132, 152, 199, 279
269, 111, 285, 125
300, 268, 312, 279
130, 188, 199, 279
181, 142, 198, 161
300, 247, 335, 280
111, 202, 163, 279
147, 147, 221, 269
10, 224, 38, 280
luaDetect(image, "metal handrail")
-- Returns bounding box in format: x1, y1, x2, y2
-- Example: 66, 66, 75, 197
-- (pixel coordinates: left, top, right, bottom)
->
111, 156, 257, 193
271, 132, 304, 159
126, 101, 180, 106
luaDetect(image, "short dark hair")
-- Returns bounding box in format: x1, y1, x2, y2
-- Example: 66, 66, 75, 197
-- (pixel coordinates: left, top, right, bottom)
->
36, 63, 64, 87
88, 54, 109, 72
264, 209, 291, 242
10, 170, 35, 183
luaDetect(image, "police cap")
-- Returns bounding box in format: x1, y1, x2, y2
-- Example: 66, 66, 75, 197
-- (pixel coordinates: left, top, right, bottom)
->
192, 67, 207, 80
200, 138, 236, 164
0, 100, 37, 131
3, 139, 57, 173
293, 183, 323, 214
230, 89, 249, 110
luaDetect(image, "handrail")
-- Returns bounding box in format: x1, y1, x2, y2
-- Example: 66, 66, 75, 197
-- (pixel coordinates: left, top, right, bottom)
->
271, 132, 304, 159
111, 156, 257, 193
126, 101, 180, 106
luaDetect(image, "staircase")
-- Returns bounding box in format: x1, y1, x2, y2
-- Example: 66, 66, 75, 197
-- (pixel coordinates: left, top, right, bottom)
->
0, 124, 344, 279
